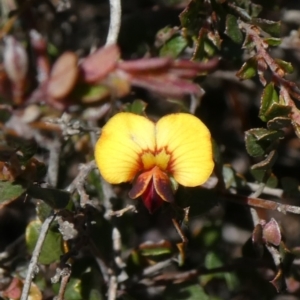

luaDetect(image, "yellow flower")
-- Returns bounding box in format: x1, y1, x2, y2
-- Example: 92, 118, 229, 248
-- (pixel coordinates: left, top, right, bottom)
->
95, 112, 214, 213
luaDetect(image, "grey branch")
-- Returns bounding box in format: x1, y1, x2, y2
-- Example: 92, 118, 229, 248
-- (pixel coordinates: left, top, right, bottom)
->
106, 0, 122, 45
20, 214, 56, 300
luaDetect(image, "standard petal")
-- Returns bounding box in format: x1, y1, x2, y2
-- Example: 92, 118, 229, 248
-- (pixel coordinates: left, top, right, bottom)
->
95, 112, 155, 183
156, 113, 214, 186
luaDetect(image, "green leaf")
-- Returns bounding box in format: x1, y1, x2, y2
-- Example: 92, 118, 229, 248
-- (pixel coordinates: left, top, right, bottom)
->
225, 14, 243, 44
5, 135, 37, 163
88, 289, 104, 300
228, 3, 251, 21
267, 117, 291, 130
252, 18, 281, 36
27, 185, 71, 209
264, 103, 291, 122
245, 132, 265, 157
251, 169, 278, 188
207, 31, 222, 50
200, 251, 223, 285
80, 268, 104, 300
281, 177, 300, 198
52, 278, 82, 300
193, 28, 208, 60
61, 278, 82, 300
179, 0, 206, 37
0, 108, 11, 123
251, 128, 284, 142
264, 37, 281, 47
251, 150, 277, 171
205, 251, 222, 269
26, 220, 63, 264
222, 165, 246, 189
275, 59, 294, 74
250, 3, 263, 18
201, 226, 221, 248
259, 82, 279, 122
139, 241, 173, 257
159, 35, 188, 58
236, 57, 257, 80
0, 180, 27, 206
71, 83, 110, 103
201, 251, 239, 291
123, 99, 147, 115
36, 201, 53, 222
165, 283, 211, 300
245, 128, 284, 157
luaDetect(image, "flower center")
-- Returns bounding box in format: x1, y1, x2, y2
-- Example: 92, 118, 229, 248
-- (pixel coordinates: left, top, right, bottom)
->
141, 148, 171, 171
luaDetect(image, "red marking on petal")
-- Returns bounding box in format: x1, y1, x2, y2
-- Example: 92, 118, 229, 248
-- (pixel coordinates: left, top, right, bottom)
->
141, 177, 164, 213
153, 167, 174, 203
129, 167, 174, 213
129, 169, 153, 199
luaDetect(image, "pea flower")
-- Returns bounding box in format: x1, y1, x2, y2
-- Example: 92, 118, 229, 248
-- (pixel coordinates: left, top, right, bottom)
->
95, 112, 214, 213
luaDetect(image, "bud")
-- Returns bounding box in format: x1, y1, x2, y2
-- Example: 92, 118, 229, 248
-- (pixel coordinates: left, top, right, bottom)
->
262, 218, 281, 246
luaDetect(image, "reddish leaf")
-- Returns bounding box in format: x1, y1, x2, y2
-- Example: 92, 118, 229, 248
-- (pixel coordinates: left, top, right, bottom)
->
81, 44, 120, 83
47, 51, 78, 99
167, 68, 199, 79
3, 36, 28, 84
118, 57, 172, 72
130, 74, 204, 98
3, 36, 28, 104
2, 277, 22, 300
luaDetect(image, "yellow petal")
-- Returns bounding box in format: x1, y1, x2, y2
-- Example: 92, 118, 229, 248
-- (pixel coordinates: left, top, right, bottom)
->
156, 113, 214, 186
95, 112, 155, 183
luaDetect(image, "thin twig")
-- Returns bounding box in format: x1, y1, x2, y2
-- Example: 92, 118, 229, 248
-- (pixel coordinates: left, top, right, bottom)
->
189, 94, 200, 114
33, 132, 61, 187
88, 240, 111, 284
142, 258, 174, 277
56, 266, 72, 300
150, 257, 272, 285
67, 160, 97, 193
110, 205, 137, 217
106, 0, 122, 45
46, 137, 62, 187
101, 176, 116, 217
249, 182, 266, 226
172, 218, 188, 244
245, 182, 283, 198
221, 193, 300, 215
20, 214, 56, 300
107, 275, 117, 300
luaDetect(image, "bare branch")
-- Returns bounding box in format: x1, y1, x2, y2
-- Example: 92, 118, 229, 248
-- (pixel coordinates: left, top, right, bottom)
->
110, 205, 137, 217
20, 214, 56, 300
66, 160, 97, 206
222, 193, 300, 215
55, 266, 72, 300
106, 0, 122, 45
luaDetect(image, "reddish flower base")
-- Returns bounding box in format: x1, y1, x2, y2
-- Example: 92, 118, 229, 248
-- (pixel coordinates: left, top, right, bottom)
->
129, 166, 174, 214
